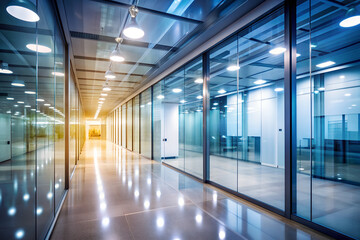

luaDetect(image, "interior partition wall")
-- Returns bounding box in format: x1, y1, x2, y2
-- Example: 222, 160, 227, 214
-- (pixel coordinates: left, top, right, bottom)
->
0, 0, 85, 239
106, 1, 359, 238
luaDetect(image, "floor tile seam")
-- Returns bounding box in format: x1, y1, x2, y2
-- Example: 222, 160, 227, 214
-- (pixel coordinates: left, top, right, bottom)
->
124, 215, 136, 240
123, 203, 196, 217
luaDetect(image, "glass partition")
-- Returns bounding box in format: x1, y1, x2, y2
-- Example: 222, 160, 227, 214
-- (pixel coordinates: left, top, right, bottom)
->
296, 0, 360, 238
0, 0, 84, 238
133, 96, 140, 153
153, 81, 164, 161
209, 7, 285, 210
126, 100, 133, 150
140, 88, 152, 158
184, 57, 203, 178
122, 104, 126, 148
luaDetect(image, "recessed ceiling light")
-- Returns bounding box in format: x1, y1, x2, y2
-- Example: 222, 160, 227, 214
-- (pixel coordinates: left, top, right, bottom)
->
218, 89, 226, 94
318, 87, 325, 91
296, 53, 301, 57
25, 91, 36, 95
345, 93, 352, 97
98, 101, 104, 104
316, 61, 335, 68
340, 75, 345, 79
123, 6, 144, 39
180, 100, 186, 103
14, 104, 18, 107
254, 79, 266, 85
157, 95, 164, 99
172, 88, 182, 93
11, 80, 25, 87
7, 97, 14, 100
101, 93, 108, 96
25, 105, 31, 108
194, 78, 203, 84
103, 87, 111, 91
52, 72, 64, 77
99, 98, 105, 101
6, 0, 40, 22
36, 99, 44, 102
274, 88, 284, 92
310, 44, 317, 48
17, 101, 24, 104
213, 103, 218, 106
340, 8, 360, 28
44, 103, 50, 106
26, 44, 51, 53
269, 47, 286, 55
226, 65, 240, 71
196, 95, 203, 99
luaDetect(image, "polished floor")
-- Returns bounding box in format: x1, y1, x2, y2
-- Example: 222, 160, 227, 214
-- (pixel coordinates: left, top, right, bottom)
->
51, 140, 332, 240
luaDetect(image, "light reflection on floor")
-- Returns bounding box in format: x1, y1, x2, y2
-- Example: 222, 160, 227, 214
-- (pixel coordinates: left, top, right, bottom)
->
50, 140, 332, 240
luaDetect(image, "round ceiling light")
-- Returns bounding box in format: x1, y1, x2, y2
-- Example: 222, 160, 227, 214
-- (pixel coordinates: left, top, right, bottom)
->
340, 8, 360, 27
6, 0, 40, 22
26, 44, 51, 53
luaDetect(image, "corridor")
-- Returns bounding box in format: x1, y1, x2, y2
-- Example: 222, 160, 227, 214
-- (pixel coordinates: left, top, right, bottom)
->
50, 140, 329, 240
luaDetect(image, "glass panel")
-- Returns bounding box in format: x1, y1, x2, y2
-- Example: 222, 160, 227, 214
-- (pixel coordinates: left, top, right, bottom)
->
37, 0, 56, 237
140, 89, 152, 158
209, 35, 239, 191
163, 69, 185, 170
54, 20, 66, 211
184, 57, 203, 178
153, 81, 164, 161
209, 7, 285, 210
296, 0, 360, 238
238, 8, 285, 210
133, 96, 140, 153
70, 68, 76, 174
127, 100, 133, 150
0, 0, 38, 237
122, 104, 126, 147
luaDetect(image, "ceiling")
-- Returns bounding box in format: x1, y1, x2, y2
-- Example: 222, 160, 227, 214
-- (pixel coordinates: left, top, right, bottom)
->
59, 0, 253, 118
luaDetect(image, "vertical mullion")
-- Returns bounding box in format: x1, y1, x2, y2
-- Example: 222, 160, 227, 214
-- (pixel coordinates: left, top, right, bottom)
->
284, 0, 297, 218
202, 52, 210, 182
64, 42, 70, 190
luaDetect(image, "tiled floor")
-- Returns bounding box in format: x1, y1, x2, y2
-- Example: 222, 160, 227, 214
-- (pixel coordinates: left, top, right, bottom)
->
51, 140, 332, 240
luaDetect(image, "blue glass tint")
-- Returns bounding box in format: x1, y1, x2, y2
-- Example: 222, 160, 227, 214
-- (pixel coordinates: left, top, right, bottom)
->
296, 0, 360, 238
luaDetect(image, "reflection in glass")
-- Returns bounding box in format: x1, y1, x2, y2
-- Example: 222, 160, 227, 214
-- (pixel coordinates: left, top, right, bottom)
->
296, 0, 360, 238
140, 88, 152, 158
209, 8, 285, 210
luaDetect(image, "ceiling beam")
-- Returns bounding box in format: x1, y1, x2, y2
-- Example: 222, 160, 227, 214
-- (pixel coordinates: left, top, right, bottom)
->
74, 55, 157, 68
90, 0, 203, 24
70, 31, 176, 52
76, 68, 144, 77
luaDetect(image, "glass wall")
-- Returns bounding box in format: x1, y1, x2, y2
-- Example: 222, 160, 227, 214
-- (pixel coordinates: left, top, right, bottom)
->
153, 81, 164, 161
140, 88, 152, 158
133, 96, 140, 153
121, 104, 126, 148
209, 8, 285, 210
296, 0, 360, 238
0, 0, 84, 239
105, 1, 360, 238
126, 100, 133, 150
